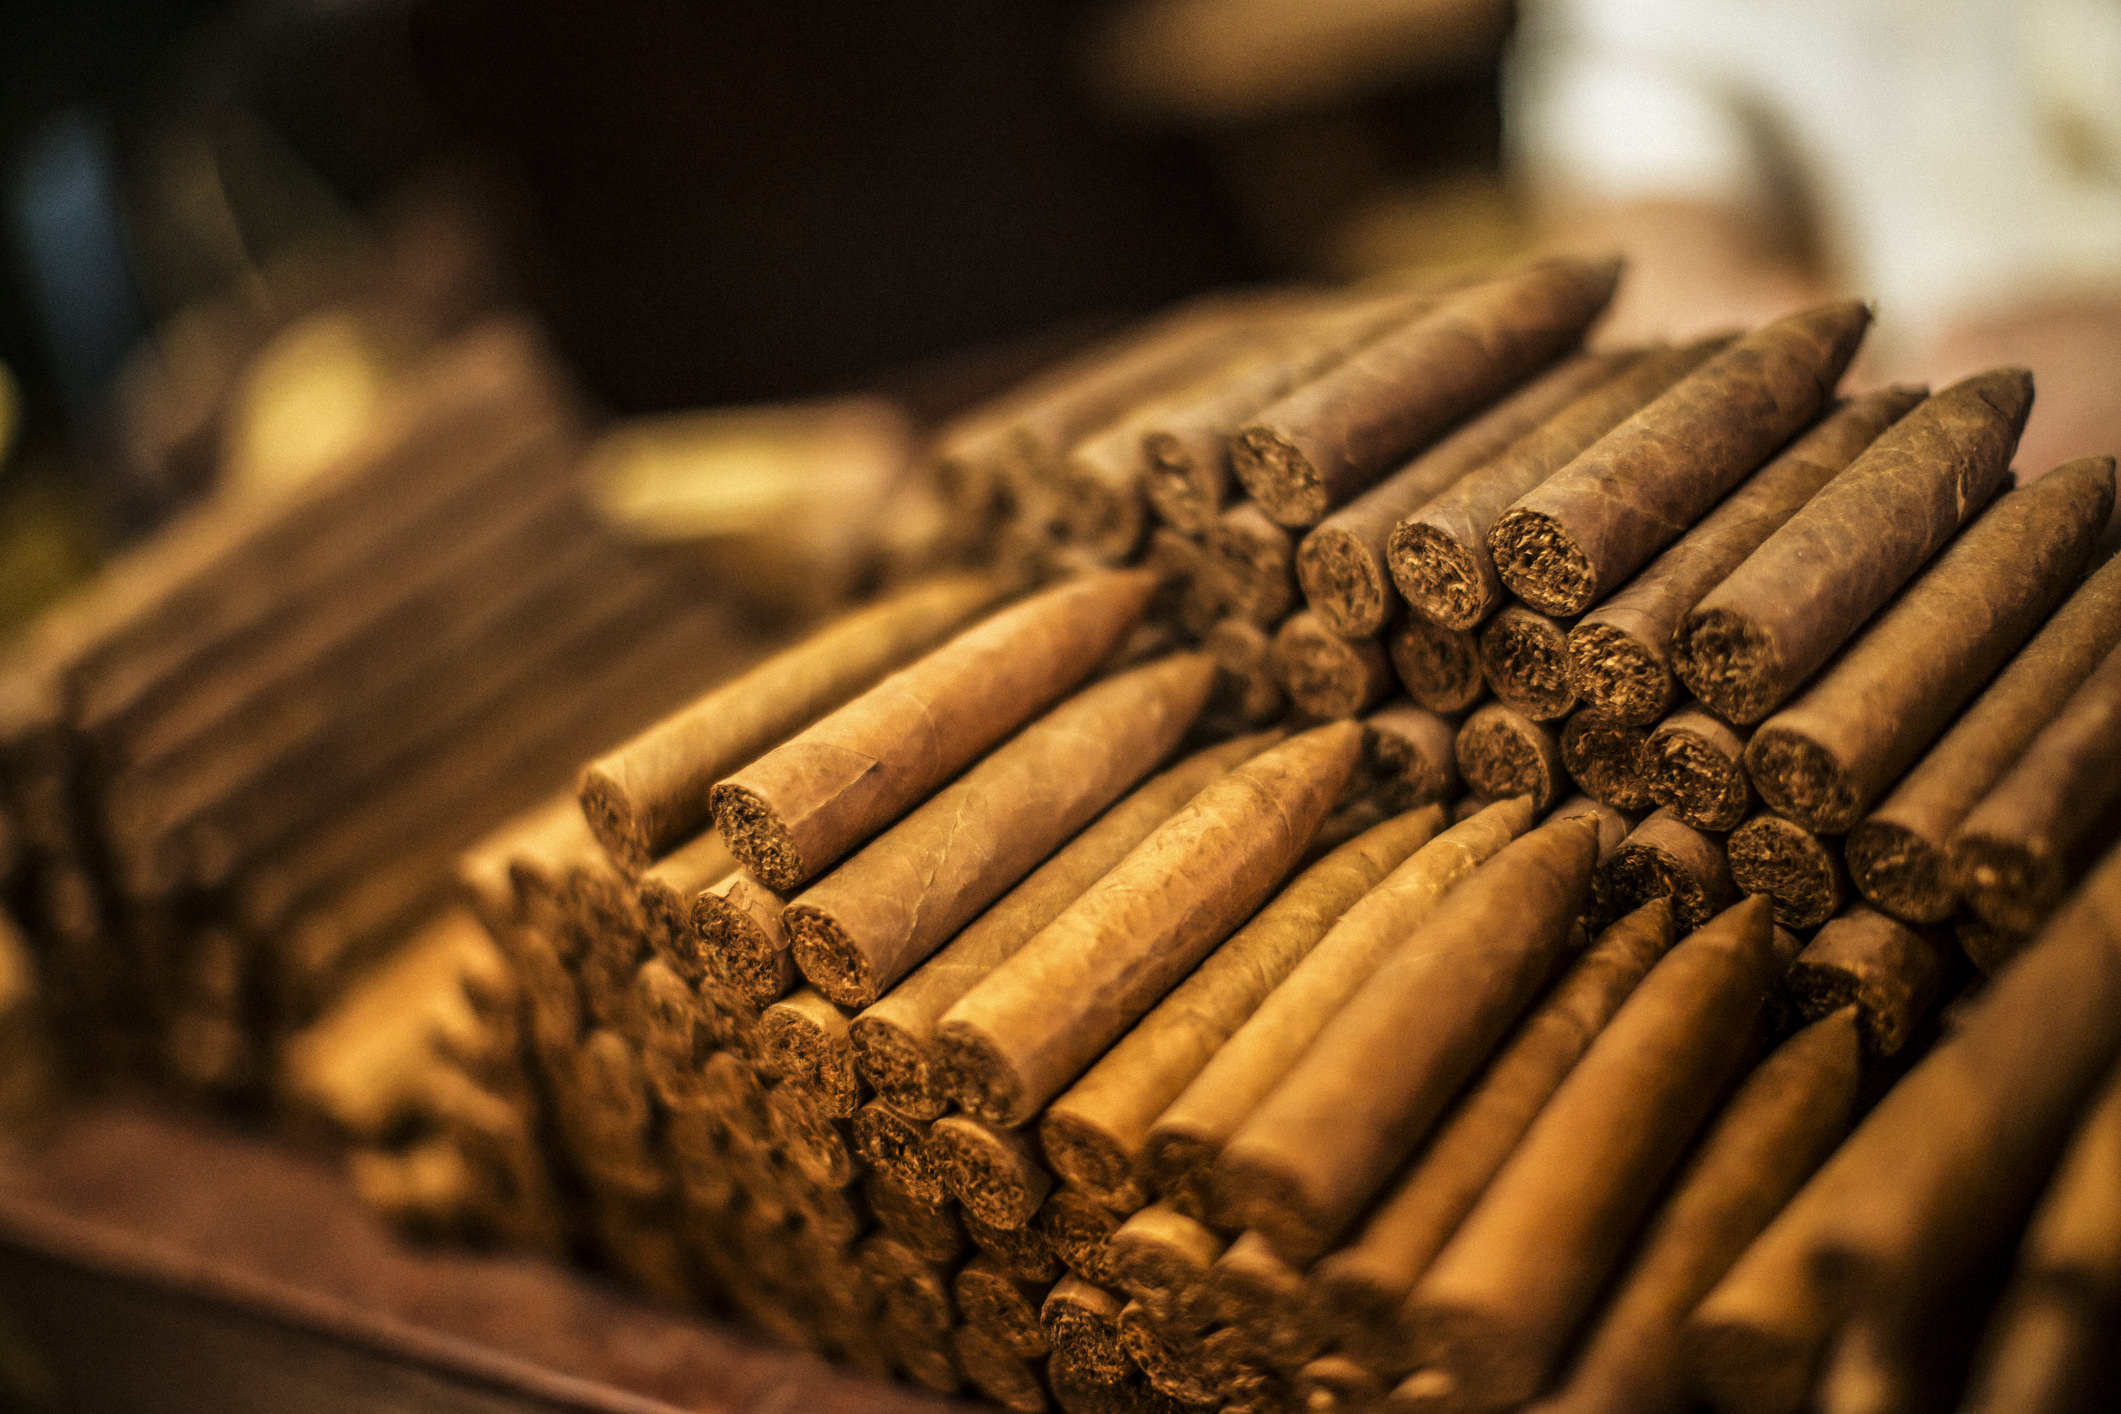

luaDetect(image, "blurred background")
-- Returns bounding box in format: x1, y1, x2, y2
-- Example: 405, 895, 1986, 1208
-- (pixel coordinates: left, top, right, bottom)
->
0, 0, 2116, 624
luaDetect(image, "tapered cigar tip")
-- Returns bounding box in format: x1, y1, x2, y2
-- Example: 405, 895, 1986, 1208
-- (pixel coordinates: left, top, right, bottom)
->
1955, 365, 2036, 429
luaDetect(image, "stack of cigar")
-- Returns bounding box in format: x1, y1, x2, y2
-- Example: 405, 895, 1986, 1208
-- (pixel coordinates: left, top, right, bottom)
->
0, 315, 776, 1096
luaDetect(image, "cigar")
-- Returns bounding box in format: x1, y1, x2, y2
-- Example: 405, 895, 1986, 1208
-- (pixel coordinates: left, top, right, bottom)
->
1298, 352, 1624, 638
1040, 806, 1443, 1209
1390, 341, 1716, 629
693, 868, 792, 1006
1037, 1189, 1126, 1286
577, 574, 1003, 874
930, 1114, 1054, 1230
1785, 908, 1949, 1057
785, 653, 1214, 1009
1602, 809, 1737, 932
1205, 1230, 1311, 1357
951, 1325, 1046, 1414
1641, 708, 1755, 831
1849, 550, 2121, 924
1117, 1299, 1219, 1403
1390, 610, 1487, 713
1673, 369, 2034, 724
550, 1028, 666, 1203
1480, 604, 1579, 720
1455, 704, 1567, 811
1948, 635, 2121, 947
1682, 1172, 1845, 1414
1565, 388, 1921, 726
1489, 302, 1871, 618
1954, 1057, 2121, 1414
1305, 901, 1676, 1368
1530, 1007, 1863, 1414
956, 1255, 1051, 1358
1558, 709, 1657, 812
1404, 896, 1783, 1411
1726, 813, 1848, 930
633, 829, 737, 983
966, 1209, 1062, 1285
1203, 618, 1287, 730
766, 1083, 859, 1194
935, 722, 1365, 1126
849, 733, 1278, 1120
868, 1174, 967, 1262
712, 568, 1158, 891
1743, 457, 2114, 833
1215, 812, 1602, 1261
1105, 1203, 1224, 1328
1208, 501, 1300, 626
1043, 1275, 1131, 1379
1363, 704, 1461, 810
1233, 258, 1622, 527
853, 1100, 950, 1204
1140, 798, 1534, 1218
631, 954, 713, 1111
759, 986, 860, 1118
1270, 612, 1396, 720
1296, 1354, 1390, 1414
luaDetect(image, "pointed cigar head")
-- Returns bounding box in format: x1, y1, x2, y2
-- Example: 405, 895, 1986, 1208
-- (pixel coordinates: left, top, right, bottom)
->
1951, 365, 2036, 437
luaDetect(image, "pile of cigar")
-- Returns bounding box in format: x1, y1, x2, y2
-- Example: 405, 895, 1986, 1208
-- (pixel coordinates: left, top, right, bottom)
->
309, 254, 2121, 1414
0, 317, 767, 1094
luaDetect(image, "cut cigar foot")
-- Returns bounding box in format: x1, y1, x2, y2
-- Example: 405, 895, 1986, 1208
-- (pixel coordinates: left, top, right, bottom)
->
1298, 526, 1392, 640
1566, 622, 1672, 727
1728, 815, 1848, 929
1456, 705, 1567, 811
1391, 612, 1486, 714
1843, 820, 1950, 927
1643, 711, 1755, 832
1390, 524, 1489, 631
930, 1114, 1053, 1230
1671, 609, 1784, 726
1480, 606, 1578, 720
708, 784, 808, 893
1559, 709, 1657, 812
1272, 612, 1392, 720
1601, 810, 1736, 932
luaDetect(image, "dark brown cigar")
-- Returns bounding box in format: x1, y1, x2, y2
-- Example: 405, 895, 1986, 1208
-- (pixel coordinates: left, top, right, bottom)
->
1363, 703, 1462, 809
713, 568, 1159, 890
1743, 457, 2113, 833
1642, 708, 1755, 831
1035, 1188, 1127, 1288
1208, 501, 1300, 626
1215, 813, 1602, 1262
1299, 353, 1625, 638
1233, 258, 1622, 527
1390, 341, 1717, 629
1039, 807, 1442, 1209
1270, 612, 1396, 720
1949, 634, 2121, 949
1480, 605, 1579, 720
1141, 800, 1534, 1220
578, 573, 1002, 873
1306, 901, 1675, 1368
1566, 389, 1921, 725
935, 723, 1364, 1126
1456, 704, 1567, 811
1850, 548, 2121, 925
1203, 617, 1287, 730
784, 653, 1214, 1008
1529, 1007, 1862, 1414
1405, 897, 1784, 1411
1391, 611, 1487, 713
965, 1210, 1061, 1285
930, 1114, 1054, 1229
1490, 302, 1871, 618
848, 733, 1277, 1121
1559, 709, 1657, 811
1727, 814, 1848, 930
1674, 369, 2034, 724
1043, 1274, 1130, 1378
1785, 908, 1949, 1057
1602, 809, 1738, 932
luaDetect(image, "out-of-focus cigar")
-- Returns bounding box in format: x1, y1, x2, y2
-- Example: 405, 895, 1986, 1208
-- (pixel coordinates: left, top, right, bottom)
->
1404, 897, 1784, 1411
1490, 302, 1871, 618
955, 1256, 1051, 1358
1642, 709, 1754, 832
1673, 369, 2033, 724
1455, 703, 1567, 811
853, 1101, 949, 1204
1362, 704, 1461, 810
1205, 1230, 1311, 1358
1954, 1055, 2121, 1414
693, 868, 792, 1005
951, 1325, 1045, 1414
1233, 258, 1621, 527
1390, 611, 1487, 713
1204, 618, 1286, 729
1105, 1203, 1224, 1327
1270, 612, 1395, 720
634, 830, 737, 983
930, 1114, 1053, 1230
1297, 1354, 1389, 1414
1042, 807, 1443, 1208
1299, 352, 1624, 638
1529, 1007, 1863, 1414
1850, 551, 2121, 925
1036, 1189, 1127, 1287
712, 568, 1158, 891
1602, 808, 1737, 932
785, 653, 1214, 1008
1785, 908, 1949, 1057
1559, 709, 1657, 812
1949, 636, 2121, 952
1307, 901, 1675, 1368
1723, 815, 1843, 931
848, 733, 1278, 1121
1119, 1299, 1220, 1403
1390, 342, 1710, 629
1215, 812, 1602, 1262
1208, 501, 1299, 626
935, 723, 1364, 1127
965, 1210, 1061, 1286
1044, 1274, 1131, 1379
578, 573, 1003, 874
759, 986, 860, 1118
1480, 605, 1579, 720
1744, 457, 2114, 834
1567, 389, 1920, 725
1141, 798, 1533, 1218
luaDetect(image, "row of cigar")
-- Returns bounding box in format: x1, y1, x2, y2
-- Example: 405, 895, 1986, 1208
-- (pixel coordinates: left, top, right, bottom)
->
0, 310, 772, 1093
